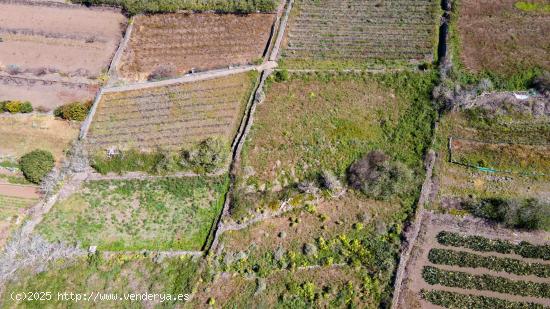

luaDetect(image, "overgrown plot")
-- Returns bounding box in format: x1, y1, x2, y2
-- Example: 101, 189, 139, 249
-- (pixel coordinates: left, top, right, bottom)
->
282, 0, 439, 69
119, 13, 275, 81
36, 176, 229, 251
87, 72, 257, 152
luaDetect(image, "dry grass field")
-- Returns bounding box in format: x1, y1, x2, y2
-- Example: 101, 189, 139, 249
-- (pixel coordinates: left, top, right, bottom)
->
395, 212, 550, 309
0, 2, 126, 109
455, 0, 550, 78
281, 0, 439, 69
118, 12, 275, 81
86, 72, 256, 152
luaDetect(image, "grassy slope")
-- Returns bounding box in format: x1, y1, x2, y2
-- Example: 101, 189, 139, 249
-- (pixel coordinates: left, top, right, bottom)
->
36, 176, 229, 251
0, 255, 200, 309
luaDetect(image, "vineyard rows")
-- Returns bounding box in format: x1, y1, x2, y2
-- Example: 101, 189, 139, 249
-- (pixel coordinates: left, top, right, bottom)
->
87, 73, 254, 151
119, 12, 275, 81
283, 0, 439, 66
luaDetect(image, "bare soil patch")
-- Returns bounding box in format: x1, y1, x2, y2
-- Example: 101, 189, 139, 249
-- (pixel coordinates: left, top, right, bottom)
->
457, 0, 550, 76
0, 2, 126, 107
118, 12, 275, 81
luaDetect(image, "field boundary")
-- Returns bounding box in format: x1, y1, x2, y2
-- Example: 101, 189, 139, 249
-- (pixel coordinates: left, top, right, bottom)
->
269, 0, 293, 61
107, 16, 134, 85
79, 88, 104, 139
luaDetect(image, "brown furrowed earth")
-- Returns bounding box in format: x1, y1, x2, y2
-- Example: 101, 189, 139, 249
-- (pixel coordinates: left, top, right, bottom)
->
86, 72, 257, 152
281, 0, 439, 69
0, 2, 126, 109
118, 12, 276, 81
456, 0, 550, 77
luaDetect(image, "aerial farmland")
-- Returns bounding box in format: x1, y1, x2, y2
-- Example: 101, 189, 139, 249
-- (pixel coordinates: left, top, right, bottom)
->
0, 0, 549, 308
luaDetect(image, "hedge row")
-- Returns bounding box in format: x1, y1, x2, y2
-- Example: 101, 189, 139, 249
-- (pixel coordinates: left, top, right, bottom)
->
436, 231, 550, 260
0, 100, 33, 113
428, 248, 550, 278
54, 101, 92, 121
422, 266, 550, 299
421, 289, 547, 309
72, 0, 276, 15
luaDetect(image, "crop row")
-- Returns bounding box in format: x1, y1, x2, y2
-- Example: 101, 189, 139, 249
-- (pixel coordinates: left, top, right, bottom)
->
428, 248, 550, 278
436, 231, 550, 260
423, 266, 550, 299
421, 289, 547, 309
95, 98, 237, 117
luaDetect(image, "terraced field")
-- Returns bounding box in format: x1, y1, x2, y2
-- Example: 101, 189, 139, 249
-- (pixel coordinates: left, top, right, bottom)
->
119, 12, 275, 81
282, 0, 439, 69
87, 72, 257, 152
395, 213, 550, 309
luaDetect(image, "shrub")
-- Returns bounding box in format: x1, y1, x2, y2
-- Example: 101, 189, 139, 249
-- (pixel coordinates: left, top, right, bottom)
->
533, 71, 550, 96
463, 198, 550, 230
180, 137, 228, 173
19, 150, 55, 184
2, 100, 33, 113
274, 69, 289, 82
148, 65, 177, 81
347, 150, 413, 200
54, 101, 92, 121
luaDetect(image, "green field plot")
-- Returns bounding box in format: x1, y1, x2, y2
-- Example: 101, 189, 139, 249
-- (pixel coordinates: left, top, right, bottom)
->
450, 138, 550, 175
282, 0, 440, 69
36, 176, 229, 251
0, 254, 200, 308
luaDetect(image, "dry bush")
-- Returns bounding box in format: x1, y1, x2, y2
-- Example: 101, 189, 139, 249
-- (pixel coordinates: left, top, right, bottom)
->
148, 65, 177, 81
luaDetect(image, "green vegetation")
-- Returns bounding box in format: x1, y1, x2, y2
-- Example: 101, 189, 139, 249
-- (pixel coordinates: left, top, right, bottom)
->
428, 248, 550, 278
0, 100, 33, 113
436, 231, 550, 260
422, 289, 547, 309
423, 266, 550, 298
19, 149, 55, 184
72, 0, 276, 15
54, 101, 92, 121
463, 198, 550, 231
91, 138, 229, 175
1, 254, 200, 308
515, 1, 550, 13
36, 176, 229, 250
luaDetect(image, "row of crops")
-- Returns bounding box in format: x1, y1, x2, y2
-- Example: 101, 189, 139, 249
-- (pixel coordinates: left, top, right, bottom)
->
421, 231, 550, 308
120, 12, 274, 79
283, 0, 439, 67
87, 73, 255, 151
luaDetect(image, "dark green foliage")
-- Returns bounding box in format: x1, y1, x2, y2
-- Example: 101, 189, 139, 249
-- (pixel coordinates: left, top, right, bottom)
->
428, 248, 550, 278
91, 149, 166, 175
422, 266, 550, 298
347, 150, 414, 200
72, 0, 276, 15
436, 231, 550, 260
422, 289, 546, 309
1, 100, 33, 113
274, 69, 289, 82
19, 149, 55, 184
463, 198, 550, 231
533, 71, 550, 95
54, 101, 92, 121
180, 137, 228, 173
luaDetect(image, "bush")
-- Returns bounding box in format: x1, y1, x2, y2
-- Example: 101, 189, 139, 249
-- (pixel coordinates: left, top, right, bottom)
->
19, 150, 55, 184
148, 65, 177, 81
533, 71, 550, 96
347, 150, 413, 200
463, 198, 549, 230
274, 69, 289, 82
54, 101, 92, 121
180, 137, 228, 173
2, 100, 33, 113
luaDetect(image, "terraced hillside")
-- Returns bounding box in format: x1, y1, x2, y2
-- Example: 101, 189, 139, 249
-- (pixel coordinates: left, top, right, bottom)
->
282, 0, 439, 69
86, 72, 257, 152
119, 12, 275, 81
